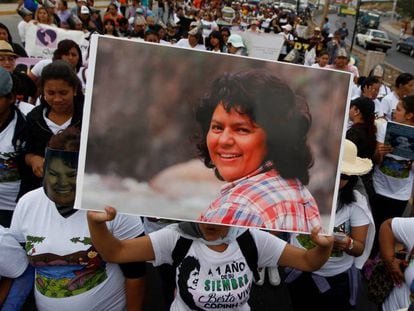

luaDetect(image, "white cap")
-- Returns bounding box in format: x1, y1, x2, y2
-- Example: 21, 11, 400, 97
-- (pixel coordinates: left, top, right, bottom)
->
282, 24, 292, 31
80, 5, 89, 14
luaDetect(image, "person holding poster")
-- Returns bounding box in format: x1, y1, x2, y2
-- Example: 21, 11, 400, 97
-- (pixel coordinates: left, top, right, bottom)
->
10, 127, 147, 311
87, 209, 333, 311
286, 140, 374, 311
370, 95, 414, 258
196, 70, 321, 232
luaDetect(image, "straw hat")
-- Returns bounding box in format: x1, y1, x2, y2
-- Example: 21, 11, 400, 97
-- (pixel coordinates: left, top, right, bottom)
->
340, 140, 373, 176
0, 40, 17, 57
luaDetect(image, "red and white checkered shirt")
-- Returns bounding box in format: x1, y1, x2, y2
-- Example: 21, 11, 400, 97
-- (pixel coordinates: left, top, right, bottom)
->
198, 162, 321, 232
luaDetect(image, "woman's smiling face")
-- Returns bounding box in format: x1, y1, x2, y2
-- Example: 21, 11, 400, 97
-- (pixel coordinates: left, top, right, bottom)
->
206, 103, 267, 182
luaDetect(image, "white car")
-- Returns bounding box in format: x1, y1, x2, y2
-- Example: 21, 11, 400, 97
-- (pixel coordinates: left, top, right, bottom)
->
356, 29, 392, 53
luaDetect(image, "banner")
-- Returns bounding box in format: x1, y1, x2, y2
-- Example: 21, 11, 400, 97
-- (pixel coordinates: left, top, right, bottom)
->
24, 23, 89, 60
231, 30, 284, 61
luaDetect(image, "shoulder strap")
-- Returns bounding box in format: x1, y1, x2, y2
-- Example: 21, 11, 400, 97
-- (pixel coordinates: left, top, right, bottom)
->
236, 230, 259, 282
171, 236, 193, 268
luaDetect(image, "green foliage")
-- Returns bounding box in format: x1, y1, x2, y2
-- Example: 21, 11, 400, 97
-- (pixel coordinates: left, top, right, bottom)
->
397, 0, 414, 19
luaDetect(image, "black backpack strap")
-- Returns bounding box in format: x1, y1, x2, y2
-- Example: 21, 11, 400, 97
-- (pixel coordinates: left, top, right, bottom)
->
171, 236, 193, 268
236, 230, 259, 282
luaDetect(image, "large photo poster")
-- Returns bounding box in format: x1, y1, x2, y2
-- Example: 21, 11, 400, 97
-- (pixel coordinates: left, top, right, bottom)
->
76, 35, 352, 234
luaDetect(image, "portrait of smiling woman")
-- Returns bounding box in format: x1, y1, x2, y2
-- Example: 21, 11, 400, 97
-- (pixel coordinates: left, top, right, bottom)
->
196, 70, 321, 232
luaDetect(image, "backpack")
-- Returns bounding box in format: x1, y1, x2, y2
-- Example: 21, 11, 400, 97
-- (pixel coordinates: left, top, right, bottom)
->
171, 229, 260, 281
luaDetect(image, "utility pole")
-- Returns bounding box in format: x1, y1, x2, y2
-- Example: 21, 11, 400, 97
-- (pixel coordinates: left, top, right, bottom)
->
391, 0, 397, 21
349, 0, 361, 53
297, 0, 300, 13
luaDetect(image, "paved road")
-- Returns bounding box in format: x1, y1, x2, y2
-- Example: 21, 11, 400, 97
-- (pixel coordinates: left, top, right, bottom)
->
329, 13, 414, 74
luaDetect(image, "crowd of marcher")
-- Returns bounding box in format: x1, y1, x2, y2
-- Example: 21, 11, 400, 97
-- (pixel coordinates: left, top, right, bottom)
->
1, 0, 414, 310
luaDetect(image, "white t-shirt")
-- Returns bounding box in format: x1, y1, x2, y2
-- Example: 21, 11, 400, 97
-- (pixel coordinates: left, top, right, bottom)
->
0, 113, 21, 211
381, 91, 400, 121
201, 20, 218, 38
373, 121, 414, 200
43, 108, 72, 134
290, 190, 372, 277
16, 100, 34, 116
149, 227, 286, 310
18, 20, 30, 44
10, 188, 144, 311
0, 225, 28, 278
175, 39, 206, 50
383, 217, 414, 311
30, 59, 87, 92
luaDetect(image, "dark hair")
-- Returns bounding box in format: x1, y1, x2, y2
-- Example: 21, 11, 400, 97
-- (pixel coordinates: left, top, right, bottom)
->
0, 23, 13, 43
361, 76, 380, 92
46, 127, 80, 171
350, 96, 377, 157
48, 127, 81, 152
317, 49, 329, 58
206, 30, 224, 51
401, 95, 414, 114
337, 175, 358, 208
220, 27, 231, 37
396, 73, 414, 88
103, 19, 119, 37
39, 60, 80, 94
177, 256, 203, 311
144, 29, 159, 41
52, 39, 83, 72
195, 70, 313, 184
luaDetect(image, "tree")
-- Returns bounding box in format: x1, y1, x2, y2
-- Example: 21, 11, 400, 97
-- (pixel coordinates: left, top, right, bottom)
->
397, 0, 414, 19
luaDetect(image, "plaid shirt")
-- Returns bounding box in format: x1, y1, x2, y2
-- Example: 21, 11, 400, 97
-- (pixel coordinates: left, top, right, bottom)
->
198, 162, 321, 232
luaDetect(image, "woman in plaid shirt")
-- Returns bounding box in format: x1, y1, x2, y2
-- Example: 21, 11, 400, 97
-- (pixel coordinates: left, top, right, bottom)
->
196, 69, 321, 232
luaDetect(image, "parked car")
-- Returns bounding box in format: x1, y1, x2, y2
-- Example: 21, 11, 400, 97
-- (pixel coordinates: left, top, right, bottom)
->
396, 36, 414, 57
355, 29, 392, 52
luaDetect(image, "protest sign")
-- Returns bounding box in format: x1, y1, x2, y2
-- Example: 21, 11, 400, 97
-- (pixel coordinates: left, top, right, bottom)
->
24, 23, 89, 61
385, 121, 414, 160
76, 35, 353, 234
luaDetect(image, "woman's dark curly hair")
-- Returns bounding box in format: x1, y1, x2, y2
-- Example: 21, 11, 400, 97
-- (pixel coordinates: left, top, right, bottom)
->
195, 70, 313, 184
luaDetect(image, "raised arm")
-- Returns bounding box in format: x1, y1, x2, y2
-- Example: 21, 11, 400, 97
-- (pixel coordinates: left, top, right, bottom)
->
278, 226, 333, 271
87, 207, 155, 263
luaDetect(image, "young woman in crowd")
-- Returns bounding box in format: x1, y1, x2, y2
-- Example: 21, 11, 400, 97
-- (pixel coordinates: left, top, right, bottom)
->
0, 23, 27, 57
346, 96, 377, 200
206, 30, 225, 53
381, 73, 414, 120
28, 39, 87, 93
379, 217, 414, 311
370, 95, 414, 258
33, 7, 56, 26
103, 19, 120, 37
286, 139, 374, 311
103, 3, 123, 28
10, 127, 146, 311
196, 69, 321, 231
20, 61, 84, 197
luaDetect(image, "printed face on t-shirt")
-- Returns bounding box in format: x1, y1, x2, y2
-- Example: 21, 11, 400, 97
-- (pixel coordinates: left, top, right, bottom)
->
44, 157, 77, 206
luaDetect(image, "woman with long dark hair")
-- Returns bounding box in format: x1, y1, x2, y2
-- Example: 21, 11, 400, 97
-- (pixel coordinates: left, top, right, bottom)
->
20, 61, 84, 197
196, 69, 320, 231
287, 139, 374, 311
